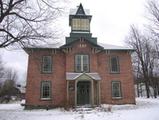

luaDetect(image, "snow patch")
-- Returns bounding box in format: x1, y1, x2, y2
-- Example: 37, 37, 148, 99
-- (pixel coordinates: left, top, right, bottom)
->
0, 98, 159, 120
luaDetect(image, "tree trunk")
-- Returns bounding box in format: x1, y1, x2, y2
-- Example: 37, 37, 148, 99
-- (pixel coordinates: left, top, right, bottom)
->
153, 80, 157, 98
145, 81, 150, 98
140, 83, 143, 97
137, 80, 140, 97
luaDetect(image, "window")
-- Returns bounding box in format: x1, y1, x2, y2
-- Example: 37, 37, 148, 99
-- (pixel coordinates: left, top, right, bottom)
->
41, 81, 51, 99
72, 19, 90, 31
110, 56, 120, 73
75, 55, 89, 72
42, 56, 52, 73
112, 81, 122, 98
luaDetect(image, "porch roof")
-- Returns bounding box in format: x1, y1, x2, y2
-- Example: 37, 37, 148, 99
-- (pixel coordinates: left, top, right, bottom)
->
66, 72, 101, 80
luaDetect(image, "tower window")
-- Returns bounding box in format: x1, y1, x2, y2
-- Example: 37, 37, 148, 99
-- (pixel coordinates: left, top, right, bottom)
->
72, 19, 90, 31
75, 54, 89, 72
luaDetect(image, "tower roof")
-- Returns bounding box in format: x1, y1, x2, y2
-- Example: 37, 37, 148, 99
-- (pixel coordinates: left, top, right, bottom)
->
76, 3, 85, 15
69, 3, 90, 15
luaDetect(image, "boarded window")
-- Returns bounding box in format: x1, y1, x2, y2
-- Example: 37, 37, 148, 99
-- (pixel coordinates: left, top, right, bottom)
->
110, 56, 120, 73
41, 81, 51, 99
42, 56, 52, 73
112, 81, 122, 98
75, 55, 89, 72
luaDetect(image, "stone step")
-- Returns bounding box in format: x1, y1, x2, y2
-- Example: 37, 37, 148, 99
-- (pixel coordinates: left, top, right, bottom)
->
75, 105, 94, 113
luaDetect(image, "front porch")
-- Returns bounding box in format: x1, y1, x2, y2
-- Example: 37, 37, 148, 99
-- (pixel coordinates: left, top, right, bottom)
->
66, 72, 101, 107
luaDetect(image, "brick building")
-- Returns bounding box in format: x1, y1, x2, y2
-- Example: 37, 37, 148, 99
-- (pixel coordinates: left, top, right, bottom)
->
24, 4, 135, 109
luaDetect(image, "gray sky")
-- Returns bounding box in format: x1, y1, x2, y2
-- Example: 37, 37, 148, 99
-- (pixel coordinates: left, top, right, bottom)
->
0, 0, 148, 84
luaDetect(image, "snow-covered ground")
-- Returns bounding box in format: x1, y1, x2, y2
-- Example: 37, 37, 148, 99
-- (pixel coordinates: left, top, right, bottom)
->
0, 98, 159, 120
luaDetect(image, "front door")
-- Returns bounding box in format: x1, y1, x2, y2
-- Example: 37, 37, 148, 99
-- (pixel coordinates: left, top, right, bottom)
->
77, 81, 90, 105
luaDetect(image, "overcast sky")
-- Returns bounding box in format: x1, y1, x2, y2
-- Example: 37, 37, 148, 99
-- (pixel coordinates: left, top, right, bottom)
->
0, 0, 148, 84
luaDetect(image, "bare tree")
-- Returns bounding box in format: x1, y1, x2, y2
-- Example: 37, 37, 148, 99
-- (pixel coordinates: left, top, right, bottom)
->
0, 0, 65, 48
146, 0, 159, 57
0, 55, 4, 79
0, 68, 18, 101
5, 68, 18, 82
125, 0, 159, 98
0, 57, 20, 102
146, 0, 159, 97
126, 25, 159, 98
0, 55, 5, 95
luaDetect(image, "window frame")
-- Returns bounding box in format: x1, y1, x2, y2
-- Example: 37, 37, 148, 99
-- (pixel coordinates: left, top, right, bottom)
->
110, 56, 120, 73
41, 55, 52, 74
111, 81, 122, 99
40, 81, 52, 100
75, 54, 90, 72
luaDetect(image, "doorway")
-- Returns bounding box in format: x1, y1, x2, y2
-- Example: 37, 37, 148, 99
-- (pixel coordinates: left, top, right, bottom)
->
77, 81, 91, 105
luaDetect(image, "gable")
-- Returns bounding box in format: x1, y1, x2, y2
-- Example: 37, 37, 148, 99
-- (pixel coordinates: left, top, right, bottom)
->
76, 4, 85, 15
61, 38, 103, 49
66, 72, 101, 80
60, 38, 104, 54
76, 73, 92, 80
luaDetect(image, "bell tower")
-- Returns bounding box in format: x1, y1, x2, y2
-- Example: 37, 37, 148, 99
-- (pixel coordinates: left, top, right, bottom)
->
66, 3, 97, 44
69, 3, 91, 33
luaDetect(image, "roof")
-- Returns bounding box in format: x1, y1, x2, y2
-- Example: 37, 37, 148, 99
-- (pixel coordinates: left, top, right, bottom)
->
76, 3, 85, 15
24, 43, 134, 50
66, 72, 101, 80
98, 43, 134, 50
70, 4, 90, 15
60, 39, 103, 49
23, 43, 63, 49
24, 42, 134, 51
70, 9, 90, 16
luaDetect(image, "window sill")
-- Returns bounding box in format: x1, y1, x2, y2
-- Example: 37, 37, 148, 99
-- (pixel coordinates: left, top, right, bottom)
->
41, 72, 52, 74
110, 72, 120, 74
74, 71, 90, 73
112, 97, 122, 100
40, 98, 52, 101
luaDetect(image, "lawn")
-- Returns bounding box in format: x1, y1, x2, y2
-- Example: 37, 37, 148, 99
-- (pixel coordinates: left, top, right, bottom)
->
0, 98, 159, 120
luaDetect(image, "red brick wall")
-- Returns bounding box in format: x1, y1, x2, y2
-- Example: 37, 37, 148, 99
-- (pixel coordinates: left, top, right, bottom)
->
65, 40, 135, 105
26, 49, 66, 107
25, 40, 135, 108
98, 51, 135, 104
65, 40, 98, 72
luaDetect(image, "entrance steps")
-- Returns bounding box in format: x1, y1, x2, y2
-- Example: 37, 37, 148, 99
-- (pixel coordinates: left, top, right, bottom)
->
74, 105, 98, 113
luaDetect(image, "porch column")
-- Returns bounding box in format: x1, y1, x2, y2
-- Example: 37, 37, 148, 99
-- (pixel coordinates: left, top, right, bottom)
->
91, 80, 94, 106
66, 81, 69, 103
98, 81, 101, 105
75, 80, 77, 107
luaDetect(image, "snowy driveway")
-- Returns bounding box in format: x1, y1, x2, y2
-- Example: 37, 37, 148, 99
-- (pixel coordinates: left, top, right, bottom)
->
0, 98, 159, 120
